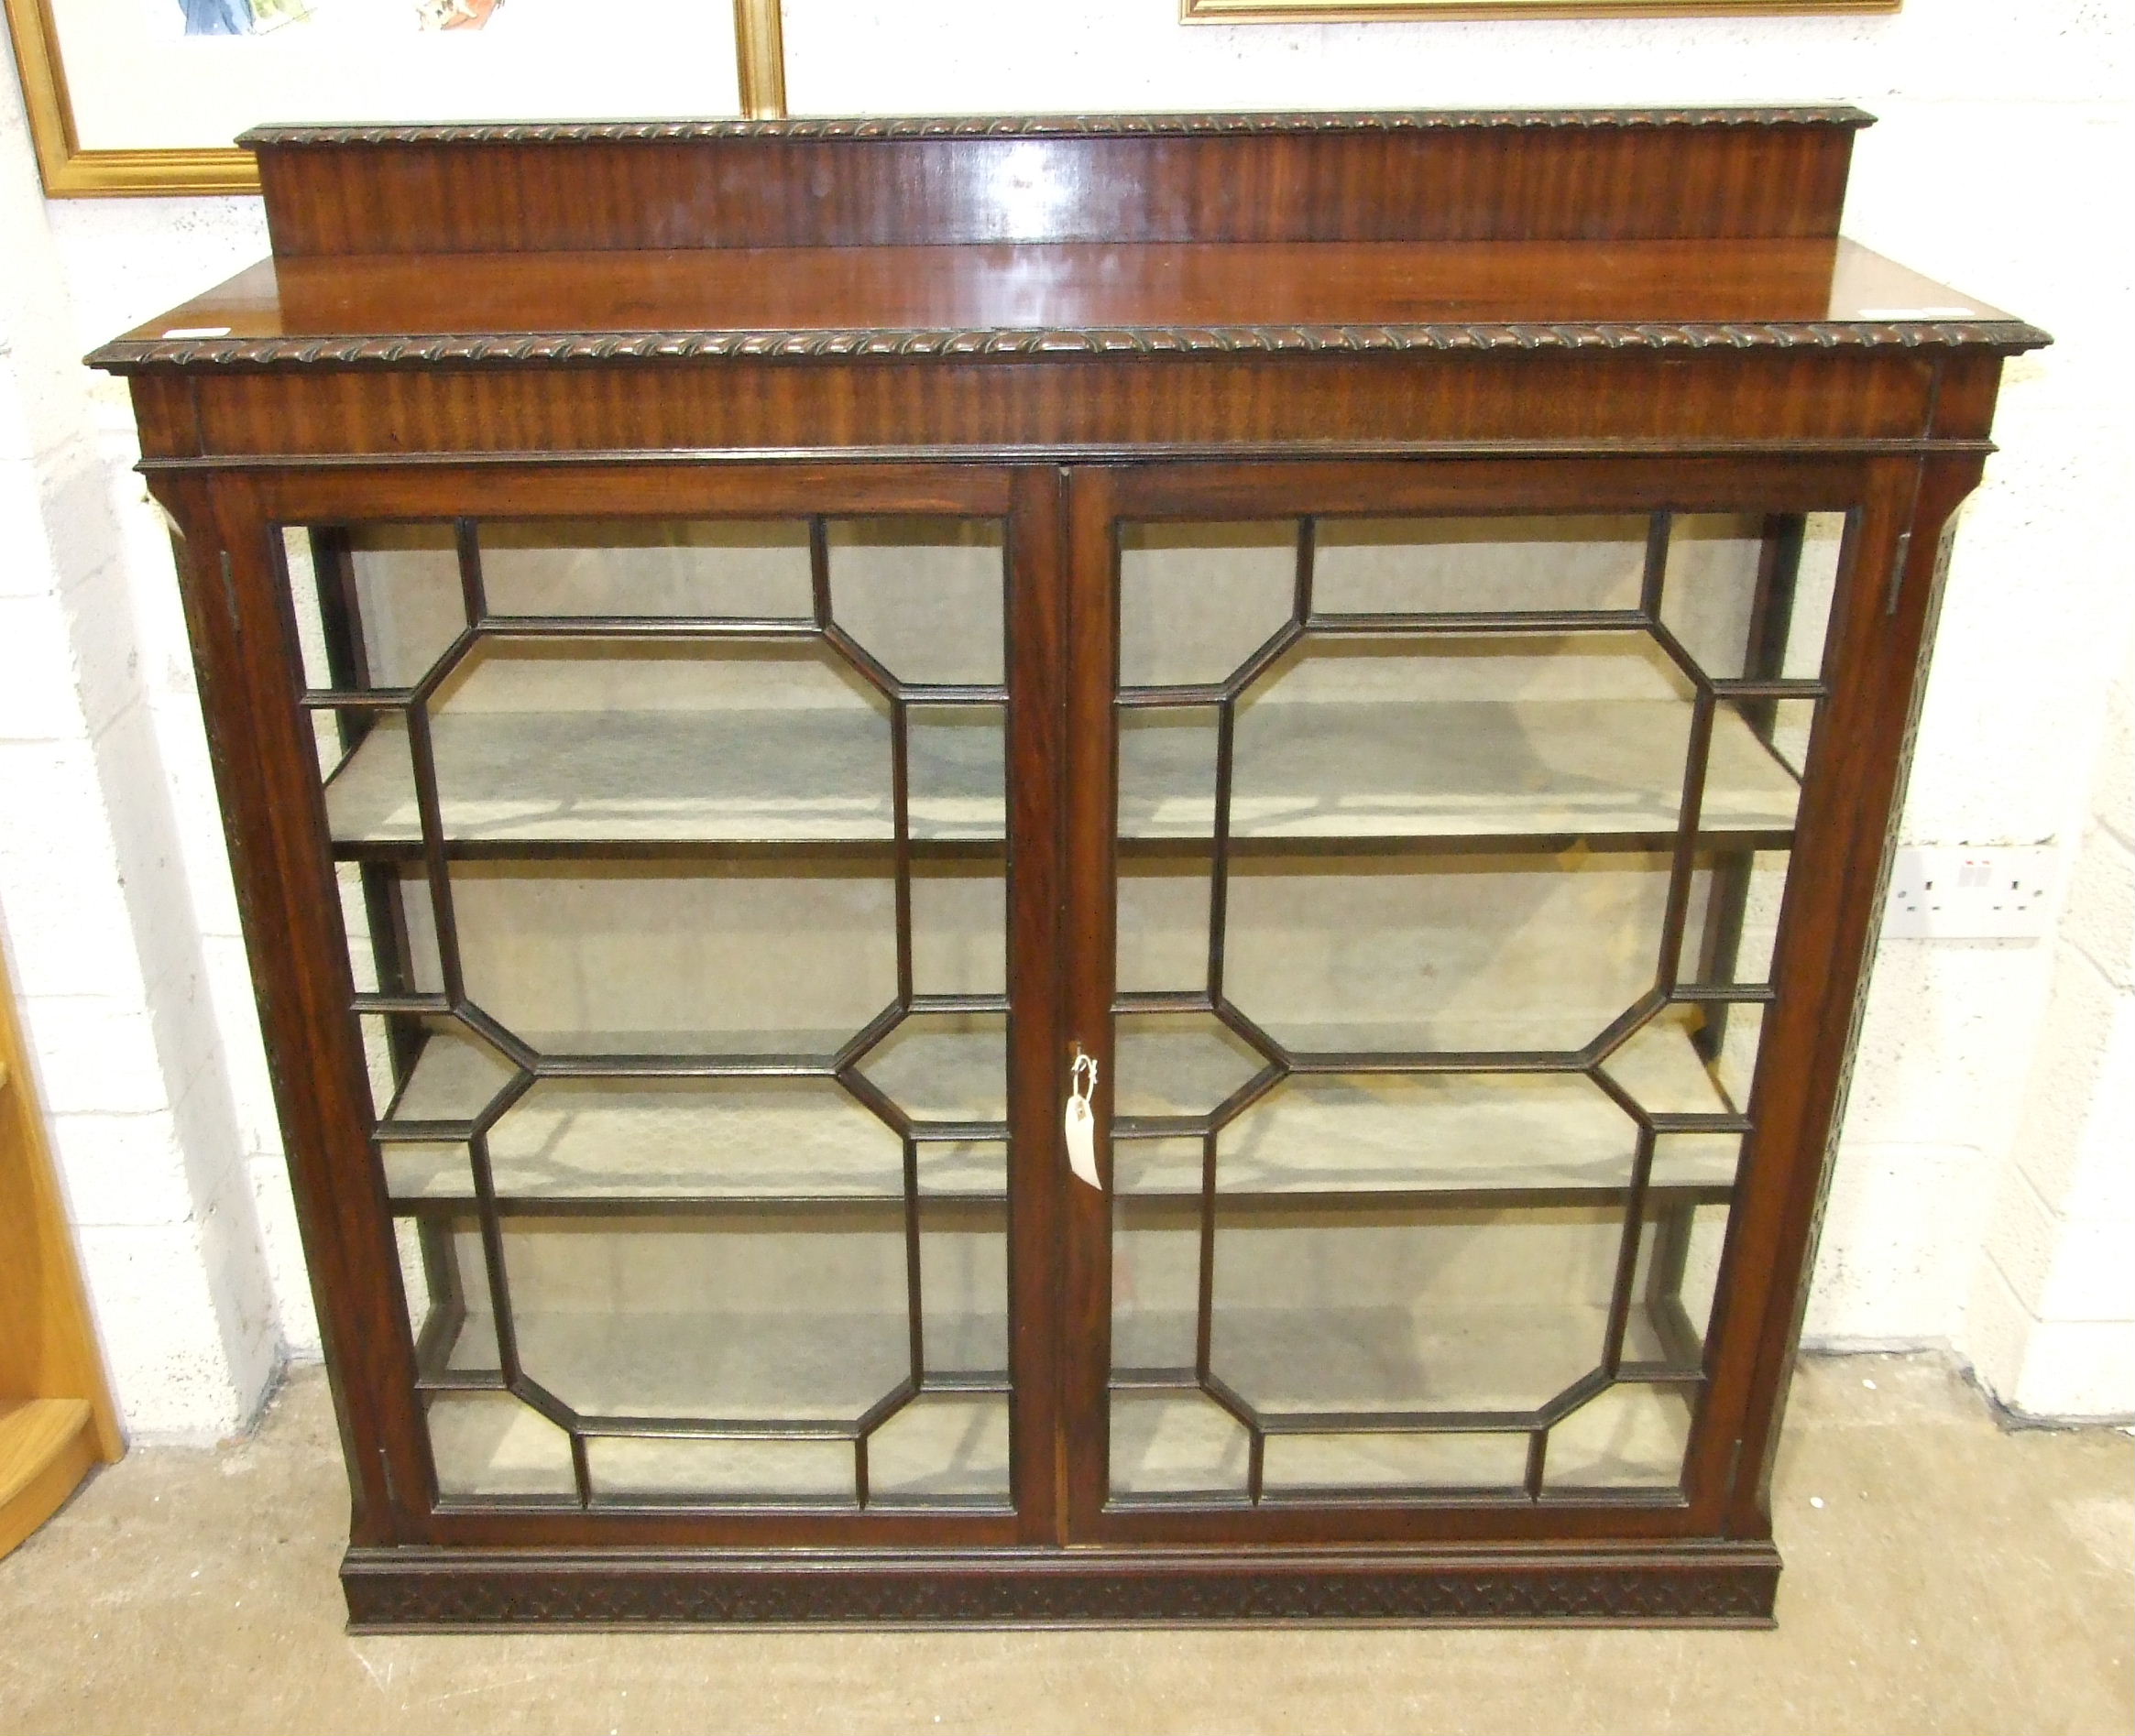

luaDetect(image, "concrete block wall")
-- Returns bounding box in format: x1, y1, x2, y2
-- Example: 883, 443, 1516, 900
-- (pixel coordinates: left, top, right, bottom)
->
1969, 632, 2135, 1418
0, 68, 284, 1439
2, 0, 2129, 1434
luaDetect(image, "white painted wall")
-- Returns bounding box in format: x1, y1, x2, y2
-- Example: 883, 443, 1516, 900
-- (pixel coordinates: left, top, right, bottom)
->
3, 0, 2129, 1434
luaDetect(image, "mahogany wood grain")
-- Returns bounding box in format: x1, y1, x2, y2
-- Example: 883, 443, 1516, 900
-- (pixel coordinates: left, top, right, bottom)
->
94, 111, 2041, 1626
105, 239, 2021, 355
137, 352, 1962, 472
245, 113, 1866, 258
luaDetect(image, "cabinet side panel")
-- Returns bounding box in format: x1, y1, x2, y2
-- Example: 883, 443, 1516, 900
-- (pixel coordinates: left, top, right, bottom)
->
150, 478, 423, 1543
1714, 451, 1987, 1535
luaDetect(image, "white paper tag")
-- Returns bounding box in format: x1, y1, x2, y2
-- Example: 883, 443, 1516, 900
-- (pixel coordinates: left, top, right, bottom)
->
160, 325, 233, 338
1064, 1094, 1101, 1191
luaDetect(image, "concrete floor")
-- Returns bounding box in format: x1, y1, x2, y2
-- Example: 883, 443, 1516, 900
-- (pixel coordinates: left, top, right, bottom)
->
0, 1354, 2127, 1735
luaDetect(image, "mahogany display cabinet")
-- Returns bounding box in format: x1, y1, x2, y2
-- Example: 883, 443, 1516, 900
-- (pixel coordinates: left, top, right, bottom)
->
90, 108, 2046, 1629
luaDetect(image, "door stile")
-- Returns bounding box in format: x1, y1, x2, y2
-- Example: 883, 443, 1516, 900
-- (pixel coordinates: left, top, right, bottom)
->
1060, 467, 1126, 1534
1002, 464, 1071, 1544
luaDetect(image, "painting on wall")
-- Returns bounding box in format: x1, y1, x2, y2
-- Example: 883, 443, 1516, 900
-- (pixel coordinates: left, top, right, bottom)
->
3, 0, 786, 195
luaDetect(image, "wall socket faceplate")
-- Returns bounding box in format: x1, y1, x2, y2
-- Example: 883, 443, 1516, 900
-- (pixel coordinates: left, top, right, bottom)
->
1882, 846, 2056, 939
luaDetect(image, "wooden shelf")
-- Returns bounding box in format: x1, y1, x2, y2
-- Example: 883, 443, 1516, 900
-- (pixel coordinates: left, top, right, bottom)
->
378, 1010, 1735, 1208
324, 696, 1795, 854
325, 708, 1003, 851
1123, 698, 1799, 846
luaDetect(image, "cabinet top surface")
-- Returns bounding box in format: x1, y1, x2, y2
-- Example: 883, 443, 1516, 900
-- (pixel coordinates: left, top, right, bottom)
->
92, 238, 2040, 373
89, 110, 2044, 371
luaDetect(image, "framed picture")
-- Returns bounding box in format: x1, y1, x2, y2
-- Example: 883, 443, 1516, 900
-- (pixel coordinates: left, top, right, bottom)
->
4, 0, 786, 195
1184, 0, 1895, 17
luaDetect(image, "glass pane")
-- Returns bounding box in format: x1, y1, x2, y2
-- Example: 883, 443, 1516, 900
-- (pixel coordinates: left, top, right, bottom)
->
396, 639, 892, 847
1119, 522, 1297, 688
428, 1392, 576, 1501
1109, 1391, 1250, 1499
479, 519, 812, 618
1261, 1430, 1530, 1495
281, 523, 465, 693
1659, 511, 1845, 684
1216, 1072, 1638, 1196
369, 1017, 517, 1127
1118, 707, 1220, 839
910, 859, 1005, 999
1113, 1011, 1266, 1121
483, 1077, 903, 1200
1111, 1197, 1199, 1372
908, 704, 1005, 840
868, 1395, 1012, 1502
1630, 1196, 1733, 1368
1678, 849, 1790, 988
1226, 634, 1715, 842
1225, 850, 1670, 1054
1106, 499, 1842, 1512
858, 1011, 1009, 1126
1312, 515, 1648, 615
919, 1200, 1008, 1374
827, 518, 1004, 687
1116, 853, 1212, 995
586, 1436, 852, 1503
499, 1211, 914, 1423
451, 859, 897, 1058
282, 508, 1012, 1519
1543, 1383, 1692, 1491
1207, 1205, 1617, 1415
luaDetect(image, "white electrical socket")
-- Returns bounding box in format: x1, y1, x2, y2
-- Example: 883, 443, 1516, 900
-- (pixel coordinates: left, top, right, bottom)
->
1882, 846, 2055, 939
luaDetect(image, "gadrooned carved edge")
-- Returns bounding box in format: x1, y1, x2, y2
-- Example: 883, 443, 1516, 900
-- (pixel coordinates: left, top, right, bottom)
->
89, 319, 2052, 375
238, 108, 1875, 149
340, 1555, 1782, 1628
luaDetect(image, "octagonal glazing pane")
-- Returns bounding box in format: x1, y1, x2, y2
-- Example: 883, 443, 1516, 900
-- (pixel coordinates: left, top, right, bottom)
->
484, 1076, 904, 1200
451, 857, 895, 1057
499, 1209, 913, 1424
1543, 1382, 1692, 1491
1207, 1203, 1622, 1416
1112, 1011, 1268, 1123
827, 518, 1004, 687
1118, 521, 1297, 689
478, 519, 813, 618
281, 522, 465, 693
1215, 1071, 1639, 1196
427, 1392, 576, 1501
1226, 633, 1710, 843
362, 639, 893, 847
1311, 513, 1648, 616
855, 1010, 1009, 1127
1223, 849, 1670, 1054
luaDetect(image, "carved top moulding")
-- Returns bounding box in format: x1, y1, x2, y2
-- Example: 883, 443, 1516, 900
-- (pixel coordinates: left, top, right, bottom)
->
86, 110, 2049, 378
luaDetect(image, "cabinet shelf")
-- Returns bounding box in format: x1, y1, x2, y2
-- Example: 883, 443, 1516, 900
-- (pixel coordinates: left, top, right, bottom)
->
1123, 698, 1800, 846
323, 708, 1004, 852
323, 695, 1799, 857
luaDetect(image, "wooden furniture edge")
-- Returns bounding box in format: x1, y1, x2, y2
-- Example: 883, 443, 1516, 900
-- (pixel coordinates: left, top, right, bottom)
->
87, 320, 2053, 376
0, 1399, 99, 1557
341, 1540, 1782, 1627
0, 951, 123, 1562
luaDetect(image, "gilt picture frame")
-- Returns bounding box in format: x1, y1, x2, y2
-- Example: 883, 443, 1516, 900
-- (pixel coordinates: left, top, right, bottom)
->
3, 0, 785, 196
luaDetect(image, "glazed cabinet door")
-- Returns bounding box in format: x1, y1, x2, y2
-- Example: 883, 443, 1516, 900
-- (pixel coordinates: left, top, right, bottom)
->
193, 464, 1065, 1547
1059, 457, 1895, 1544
